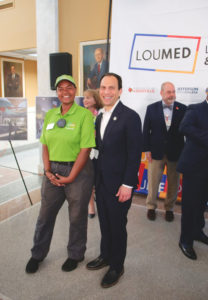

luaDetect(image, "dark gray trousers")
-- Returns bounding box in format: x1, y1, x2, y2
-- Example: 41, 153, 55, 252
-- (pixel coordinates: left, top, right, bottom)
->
31, 159, 94, 261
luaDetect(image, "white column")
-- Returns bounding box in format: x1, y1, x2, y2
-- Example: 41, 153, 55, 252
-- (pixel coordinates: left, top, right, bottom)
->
36, 0, 59, 172
36, 0, 59, 96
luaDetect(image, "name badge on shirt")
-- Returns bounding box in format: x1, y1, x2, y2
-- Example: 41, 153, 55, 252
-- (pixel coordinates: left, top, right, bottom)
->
46, 123, 55, 130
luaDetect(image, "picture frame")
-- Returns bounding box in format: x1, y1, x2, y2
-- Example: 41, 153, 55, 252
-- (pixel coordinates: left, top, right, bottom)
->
79, 39, 110, 95
1, 58, 25, 98
0, 97, 27, 140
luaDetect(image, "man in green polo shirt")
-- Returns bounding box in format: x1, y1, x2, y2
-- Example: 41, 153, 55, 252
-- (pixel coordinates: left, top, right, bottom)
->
26, 75, 95, 274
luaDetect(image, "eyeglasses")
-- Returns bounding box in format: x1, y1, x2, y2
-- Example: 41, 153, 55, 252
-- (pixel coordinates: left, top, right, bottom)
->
57, 86, 75, 92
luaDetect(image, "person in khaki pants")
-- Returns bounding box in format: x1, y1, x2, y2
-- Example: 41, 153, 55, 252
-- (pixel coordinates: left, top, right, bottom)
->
143, 82, 186, 221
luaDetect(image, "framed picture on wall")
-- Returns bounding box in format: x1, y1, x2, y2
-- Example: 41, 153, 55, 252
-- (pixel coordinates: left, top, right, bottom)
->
1, 58, 25, 98
79, 39, 110, 95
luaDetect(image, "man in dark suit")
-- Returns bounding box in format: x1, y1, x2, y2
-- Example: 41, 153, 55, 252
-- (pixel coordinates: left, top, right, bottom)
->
143, 82, 186, 222
177, 98, 208, 260
86, 73, 142, 288
6, 65, 21, 97
87, 48, 108, 89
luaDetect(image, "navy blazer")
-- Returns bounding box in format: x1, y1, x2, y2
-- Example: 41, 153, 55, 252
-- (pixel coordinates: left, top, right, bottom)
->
143, 100, 186, 161
177, 101, 208, 177
95, 101, 142, 195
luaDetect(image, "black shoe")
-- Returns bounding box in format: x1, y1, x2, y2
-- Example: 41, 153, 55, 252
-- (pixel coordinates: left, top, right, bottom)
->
62, 257, 84, 272
101, 267, 124, 288
25, 257, 42, 273
147, 209, 156, 221
179, 242, 197, 260
165, 211, 174, 222
88, 213, 95, 219
194, 232, 208, 245
86, 255, 108, 270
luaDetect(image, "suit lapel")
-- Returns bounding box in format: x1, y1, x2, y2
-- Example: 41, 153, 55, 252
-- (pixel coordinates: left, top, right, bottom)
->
95, 112, 103, 146
170, 102, 180, 129
159, 101, 167, 132
102, 101, 123, 142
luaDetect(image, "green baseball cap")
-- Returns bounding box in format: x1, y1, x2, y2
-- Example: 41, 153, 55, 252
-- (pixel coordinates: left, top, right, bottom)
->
55, 74, 76, 88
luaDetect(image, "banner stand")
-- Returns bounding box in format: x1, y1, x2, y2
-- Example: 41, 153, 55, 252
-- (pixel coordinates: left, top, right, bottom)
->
9, 140, 33, 206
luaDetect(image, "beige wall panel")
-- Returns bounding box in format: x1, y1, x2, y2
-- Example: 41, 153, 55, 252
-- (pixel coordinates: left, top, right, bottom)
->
24, 60, 37, 107
59, 0, 110, 94
0, 0, 36, 52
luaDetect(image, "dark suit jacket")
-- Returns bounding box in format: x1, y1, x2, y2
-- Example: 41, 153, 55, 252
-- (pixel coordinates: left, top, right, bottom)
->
95, 101, 142, 195
143, 100, 186, 161
177, 100, 208, 177
88, 59, 108, 88
6, 73, 20, 97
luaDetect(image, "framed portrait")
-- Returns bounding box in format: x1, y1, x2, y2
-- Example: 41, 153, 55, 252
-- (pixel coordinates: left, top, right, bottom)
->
1, 58, 25, 98
79, 39, 110, 95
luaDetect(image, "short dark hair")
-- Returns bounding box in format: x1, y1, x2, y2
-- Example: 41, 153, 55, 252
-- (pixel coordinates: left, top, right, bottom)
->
99, 72, 122, 90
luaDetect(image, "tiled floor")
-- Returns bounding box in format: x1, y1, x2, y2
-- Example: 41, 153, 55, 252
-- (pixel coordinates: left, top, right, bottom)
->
0, 143, 42, 221
1, 198, 208, 300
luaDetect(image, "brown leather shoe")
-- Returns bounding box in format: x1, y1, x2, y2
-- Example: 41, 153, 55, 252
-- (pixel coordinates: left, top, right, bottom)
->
165, 211, 174, 222
147, 209, 156, 221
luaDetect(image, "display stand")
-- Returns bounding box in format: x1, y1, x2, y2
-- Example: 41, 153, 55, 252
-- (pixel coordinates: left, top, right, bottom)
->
9, 140, 33, 206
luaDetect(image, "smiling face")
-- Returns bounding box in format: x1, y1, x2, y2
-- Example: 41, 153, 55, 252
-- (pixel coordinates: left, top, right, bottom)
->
160, 82, 176, 105
99, 75, 122, 111
83, 92, 96, 109
56, 80, 76, 106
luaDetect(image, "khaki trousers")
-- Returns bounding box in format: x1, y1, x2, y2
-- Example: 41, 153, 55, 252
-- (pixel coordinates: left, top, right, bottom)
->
146, 156, 180, 211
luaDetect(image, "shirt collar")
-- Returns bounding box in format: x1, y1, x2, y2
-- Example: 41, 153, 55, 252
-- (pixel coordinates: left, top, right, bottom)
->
56, 101, 77, 116
100, 99, 120, 115
162, 100, 174, 109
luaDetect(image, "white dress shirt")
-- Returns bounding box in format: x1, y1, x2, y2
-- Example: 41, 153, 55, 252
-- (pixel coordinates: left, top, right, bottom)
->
100, 100, 120, 139
162, 101, 174, 130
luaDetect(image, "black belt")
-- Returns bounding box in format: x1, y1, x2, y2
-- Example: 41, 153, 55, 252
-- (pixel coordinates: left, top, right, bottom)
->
50, 161, 74, 166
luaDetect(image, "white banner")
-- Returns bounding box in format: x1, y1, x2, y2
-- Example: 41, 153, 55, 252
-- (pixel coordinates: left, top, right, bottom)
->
110, 0, 208, 121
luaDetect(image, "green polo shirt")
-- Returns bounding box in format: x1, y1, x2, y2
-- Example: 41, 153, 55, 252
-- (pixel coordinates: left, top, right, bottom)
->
40, 102, 95, 162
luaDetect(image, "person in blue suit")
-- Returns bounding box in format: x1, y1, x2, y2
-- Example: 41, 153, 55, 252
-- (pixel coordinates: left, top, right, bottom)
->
86, 73, 142, 288
87, 48, 108, 89
143, 82, 186, 222
177, 97, 208, 260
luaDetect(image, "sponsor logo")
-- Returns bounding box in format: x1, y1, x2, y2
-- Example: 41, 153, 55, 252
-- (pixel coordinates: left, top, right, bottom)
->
129, 34, 201, 73
177, 87, 199, 94
66, 122, 75, 130
128, 87, 155, 93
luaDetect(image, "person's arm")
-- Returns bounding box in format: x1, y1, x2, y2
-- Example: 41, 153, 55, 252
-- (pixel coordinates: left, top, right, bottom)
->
117, 111, 142, 202
42, 144, 50, 173
180, 105, 208, 148
54, 148, 91, 184
42, 144, 64, 186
